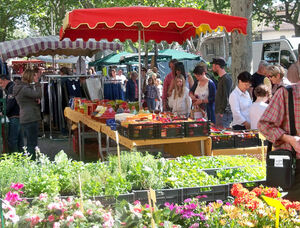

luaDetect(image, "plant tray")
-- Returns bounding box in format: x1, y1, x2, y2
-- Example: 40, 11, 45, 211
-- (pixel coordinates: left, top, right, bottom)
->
133, 189, 182, 205
211, 134, 235, 150
184, 121, 210, 137
156, 122, 185, 139
182, 184, 229, 202
234, 133, 259, 148
118, 123, 158, 140
94, 193, 134, 207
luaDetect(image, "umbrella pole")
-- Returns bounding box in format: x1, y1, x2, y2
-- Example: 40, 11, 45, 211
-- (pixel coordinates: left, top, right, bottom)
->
138, 28, 142, 110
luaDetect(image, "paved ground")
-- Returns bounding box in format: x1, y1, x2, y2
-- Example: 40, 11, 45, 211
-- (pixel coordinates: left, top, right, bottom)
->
37, 131, 166, 162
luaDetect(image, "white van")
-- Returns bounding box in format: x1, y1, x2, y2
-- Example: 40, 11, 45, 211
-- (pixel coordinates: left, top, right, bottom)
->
251, 37, 299, 73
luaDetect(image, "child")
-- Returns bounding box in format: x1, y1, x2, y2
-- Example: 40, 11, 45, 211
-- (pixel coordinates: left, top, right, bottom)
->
168, 75, 192, 117
249, 84, 270, 129
145, 77, 159, 112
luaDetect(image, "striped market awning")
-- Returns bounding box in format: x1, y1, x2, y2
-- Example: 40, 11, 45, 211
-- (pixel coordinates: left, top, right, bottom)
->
0, 35, 122, 61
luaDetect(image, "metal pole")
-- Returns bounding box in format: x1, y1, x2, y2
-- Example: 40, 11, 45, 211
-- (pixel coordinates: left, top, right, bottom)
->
0, 199, 4, 228
138, 27, 142, 110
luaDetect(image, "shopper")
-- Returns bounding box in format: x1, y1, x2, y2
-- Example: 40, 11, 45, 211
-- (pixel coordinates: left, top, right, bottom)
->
125, 71, 138, 102
267, 64, 291, 95
249, 84, 270, 129
13, 69, 42, 160
229, 71, 252, 130
0, 74, 23, 153
287, 43, 300, 83
189, 65, 216, 123
168, 75, 191, 116
145, 77, 159, 112
212, 57, 233, 129
162, 59, 178, 111
251, 60, 272, 101
258, 82, 300, 201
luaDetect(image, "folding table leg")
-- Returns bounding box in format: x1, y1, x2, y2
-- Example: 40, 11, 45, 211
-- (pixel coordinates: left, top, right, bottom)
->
98, 132, 104, 161
78, 122, 82, 161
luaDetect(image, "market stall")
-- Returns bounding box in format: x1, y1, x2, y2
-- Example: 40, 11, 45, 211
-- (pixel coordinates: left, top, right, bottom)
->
60, 6, 248, 108
64, 107, 211, 161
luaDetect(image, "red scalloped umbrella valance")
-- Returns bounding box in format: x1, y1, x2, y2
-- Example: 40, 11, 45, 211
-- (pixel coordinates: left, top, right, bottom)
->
60, 7, 248, 44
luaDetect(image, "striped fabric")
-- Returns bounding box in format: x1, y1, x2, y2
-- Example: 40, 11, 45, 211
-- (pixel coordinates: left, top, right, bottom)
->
0, 36, 122, 60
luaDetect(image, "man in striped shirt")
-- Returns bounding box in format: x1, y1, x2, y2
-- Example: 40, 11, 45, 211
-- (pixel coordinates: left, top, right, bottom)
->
258, 82, 300, 201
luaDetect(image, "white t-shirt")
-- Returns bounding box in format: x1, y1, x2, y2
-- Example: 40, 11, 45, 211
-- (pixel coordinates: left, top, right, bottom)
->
249, 101, 268, 129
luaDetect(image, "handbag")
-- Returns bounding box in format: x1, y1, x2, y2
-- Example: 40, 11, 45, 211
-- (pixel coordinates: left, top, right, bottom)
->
266, 86, 297, 190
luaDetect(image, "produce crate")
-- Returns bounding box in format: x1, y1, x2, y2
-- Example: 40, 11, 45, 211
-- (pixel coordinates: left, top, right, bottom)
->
118, 123, 158, 140
234, 132, 259, 148
182, 184, 229, 202
133, 189, 182, 205
211, 134, 235, 150
184, 121, 210, 137
156, 122, 185, 139
94, 193, 134, 207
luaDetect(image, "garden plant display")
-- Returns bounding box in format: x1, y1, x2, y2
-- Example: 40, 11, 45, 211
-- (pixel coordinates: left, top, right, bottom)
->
1, 183, 300, 227
0, 150, 266, 199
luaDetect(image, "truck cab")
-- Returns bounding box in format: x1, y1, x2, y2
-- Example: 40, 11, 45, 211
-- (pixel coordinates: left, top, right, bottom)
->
252, 37, 299, 73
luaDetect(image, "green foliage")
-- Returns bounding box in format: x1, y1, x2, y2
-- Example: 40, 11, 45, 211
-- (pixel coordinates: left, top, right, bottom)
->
0, 151, 265, 199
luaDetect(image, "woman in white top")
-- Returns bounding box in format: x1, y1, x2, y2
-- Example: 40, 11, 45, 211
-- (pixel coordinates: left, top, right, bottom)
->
249, 84, 270, 129
229, 71, 252, 130
189, 65, 216, 123
168, 75, 191, 116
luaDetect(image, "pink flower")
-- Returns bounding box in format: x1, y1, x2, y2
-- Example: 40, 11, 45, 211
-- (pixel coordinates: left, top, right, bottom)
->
134, 200, 141, 205
10, 183, 24, 191
39, 193, 48, 201
73, 211, 84, 219
30, 215, 41, 226
53, 222, 60, 228
76, 202, 81, 208
87, 209, 93, 215
67, 216, 74, 223
48, 214, 55, 222
5, 191, 22, 205
103, 212, 114, 227
48, 202, 62, 210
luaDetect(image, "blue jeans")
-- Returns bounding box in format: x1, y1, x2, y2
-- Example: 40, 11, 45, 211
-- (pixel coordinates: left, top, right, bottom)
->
21, 121, 39, 160
8, 117, 24, 153
216, 112, 232, 129
147, 98, 156, 112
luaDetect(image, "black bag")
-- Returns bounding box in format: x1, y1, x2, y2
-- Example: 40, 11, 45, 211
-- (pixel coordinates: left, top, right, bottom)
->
266, 86, 297, 190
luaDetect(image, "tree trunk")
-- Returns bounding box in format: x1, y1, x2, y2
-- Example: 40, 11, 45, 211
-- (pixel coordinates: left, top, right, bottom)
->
294, 24, 300, 37
230, 0, 253, 85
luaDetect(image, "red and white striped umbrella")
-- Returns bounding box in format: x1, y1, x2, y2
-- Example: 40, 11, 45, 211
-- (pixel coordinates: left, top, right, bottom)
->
0, 35, 122, 61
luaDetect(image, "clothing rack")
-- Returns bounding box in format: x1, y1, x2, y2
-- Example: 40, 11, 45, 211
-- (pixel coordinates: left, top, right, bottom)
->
45, 74, 101, 139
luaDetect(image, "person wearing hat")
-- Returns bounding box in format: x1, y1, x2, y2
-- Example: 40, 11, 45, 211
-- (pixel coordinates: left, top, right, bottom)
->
211, 57, 233, 129
0, 74, 24, 153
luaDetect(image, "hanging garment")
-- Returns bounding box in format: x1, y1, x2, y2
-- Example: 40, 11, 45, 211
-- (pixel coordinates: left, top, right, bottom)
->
86, 78, 103, 100
65, 79, 82, 98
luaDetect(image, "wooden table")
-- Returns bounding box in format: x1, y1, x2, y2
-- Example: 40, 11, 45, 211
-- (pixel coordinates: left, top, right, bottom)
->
64, 107, 212, 160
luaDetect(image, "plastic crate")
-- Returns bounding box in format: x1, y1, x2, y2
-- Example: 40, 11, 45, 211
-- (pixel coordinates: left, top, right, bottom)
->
94, 193, 134, 207
211, 134, 235, 150
133, 189, 182, 205
234, 133, 259, 148
119, 123, 158, 140
184, 121, 210, 137
182, 184, 229, 202
156, 122, 185, 139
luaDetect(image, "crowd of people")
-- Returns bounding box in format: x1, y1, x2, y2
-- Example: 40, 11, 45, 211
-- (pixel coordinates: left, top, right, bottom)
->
0, 46, 299, 166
